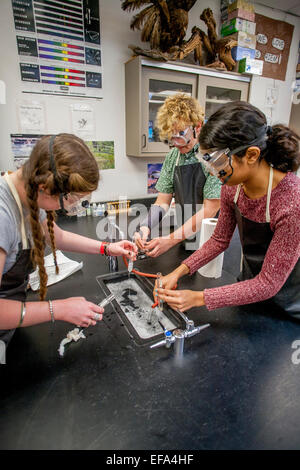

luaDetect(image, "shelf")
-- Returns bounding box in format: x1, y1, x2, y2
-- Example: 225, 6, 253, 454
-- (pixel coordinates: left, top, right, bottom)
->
206, 99, 232, 104
149, 100, 165, 104
141, 58, 252, 83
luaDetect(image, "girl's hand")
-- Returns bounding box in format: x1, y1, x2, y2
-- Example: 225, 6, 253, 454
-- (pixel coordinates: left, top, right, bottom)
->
133, 226, 150, 251
153, 272, 179, 304
145, 236, 177, 258
108, 240, 137, 260
54, 297, 104, 327
156, 289, 205, 312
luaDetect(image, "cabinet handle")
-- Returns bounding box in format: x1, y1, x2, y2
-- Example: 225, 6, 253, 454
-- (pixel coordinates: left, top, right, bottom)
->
142, 134, 146, 148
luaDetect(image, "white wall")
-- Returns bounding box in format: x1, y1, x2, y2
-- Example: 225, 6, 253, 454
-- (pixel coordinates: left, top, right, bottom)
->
0, 0, 299, 202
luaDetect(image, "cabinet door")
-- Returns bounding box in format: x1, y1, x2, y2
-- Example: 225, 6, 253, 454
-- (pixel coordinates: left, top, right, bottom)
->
197, 76, 249, 122
141, 67, 198, 153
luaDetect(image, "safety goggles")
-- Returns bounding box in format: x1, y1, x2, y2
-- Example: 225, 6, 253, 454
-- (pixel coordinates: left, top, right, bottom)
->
166, 126, 195, 148
197, 141, 257, 184
60, 192, 91, 216
48, 136, 92, 215
197, 148, 232, 179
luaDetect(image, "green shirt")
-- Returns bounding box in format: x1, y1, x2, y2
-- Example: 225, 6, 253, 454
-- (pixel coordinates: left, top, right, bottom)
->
155, 144, 222, 199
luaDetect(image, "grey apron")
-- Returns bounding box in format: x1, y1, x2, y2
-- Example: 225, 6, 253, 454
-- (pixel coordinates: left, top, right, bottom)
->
234, 167, 300, 318
173, 146, 206, 249
0, 174, 34, 344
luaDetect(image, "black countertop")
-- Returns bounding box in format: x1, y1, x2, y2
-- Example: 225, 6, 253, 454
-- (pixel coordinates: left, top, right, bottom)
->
1, 215, 300, 450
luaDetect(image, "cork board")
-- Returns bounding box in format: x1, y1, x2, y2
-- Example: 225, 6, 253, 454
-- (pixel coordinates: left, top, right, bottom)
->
255, 14, 294, 81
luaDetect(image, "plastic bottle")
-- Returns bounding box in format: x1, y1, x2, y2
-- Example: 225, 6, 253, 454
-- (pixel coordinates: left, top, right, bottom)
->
92, 203, 98, 217
96, 203, 102, 216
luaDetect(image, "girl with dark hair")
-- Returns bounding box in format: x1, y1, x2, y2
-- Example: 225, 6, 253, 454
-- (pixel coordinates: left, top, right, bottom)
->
0, 134, 136, 344
155, 101, 300, 317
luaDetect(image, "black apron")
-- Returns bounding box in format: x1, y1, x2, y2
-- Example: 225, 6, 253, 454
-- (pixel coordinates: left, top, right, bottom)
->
234, 167, 300, 318
173, 146, 206, 249
0, 174, 34, 345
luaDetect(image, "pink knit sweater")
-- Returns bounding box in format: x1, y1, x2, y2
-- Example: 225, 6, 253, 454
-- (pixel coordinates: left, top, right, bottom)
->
183, 172, 300, 310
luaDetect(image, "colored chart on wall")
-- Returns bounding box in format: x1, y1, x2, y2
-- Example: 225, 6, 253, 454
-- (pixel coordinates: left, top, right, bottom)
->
12, 0, 102, 98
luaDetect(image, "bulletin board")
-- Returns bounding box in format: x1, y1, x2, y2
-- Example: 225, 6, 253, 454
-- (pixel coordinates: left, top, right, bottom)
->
255, 14, 294, 81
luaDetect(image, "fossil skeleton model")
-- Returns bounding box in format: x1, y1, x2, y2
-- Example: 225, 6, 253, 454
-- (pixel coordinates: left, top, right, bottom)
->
121, 1, 237, 70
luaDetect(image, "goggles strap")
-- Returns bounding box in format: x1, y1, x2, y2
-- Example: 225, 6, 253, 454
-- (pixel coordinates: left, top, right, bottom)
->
220, 156, 234, 185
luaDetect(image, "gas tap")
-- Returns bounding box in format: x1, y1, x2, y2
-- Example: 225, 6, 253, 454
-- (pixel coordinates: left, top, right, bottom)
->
150, 309, 210, 357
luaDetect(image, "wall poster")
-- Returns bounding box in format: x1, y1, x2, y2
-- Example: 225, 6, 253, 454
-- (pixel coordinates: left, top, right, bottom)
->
85, 141, 115, 170
10, 135, 114, 171
147, 163, 162, 194
255, 14, 294, 81
10, 133, 44, 168
12, 0, 102, 98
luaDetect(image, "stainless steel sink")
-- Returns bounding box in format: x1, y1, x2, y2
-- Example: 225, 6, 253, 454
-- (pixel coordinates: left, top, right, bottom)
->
96, 271, 182, 346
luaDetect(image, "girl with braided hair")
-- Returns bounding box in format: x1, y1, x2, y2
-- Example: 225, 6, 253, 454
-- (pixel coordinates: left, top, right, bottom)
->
0, 134, 136, 345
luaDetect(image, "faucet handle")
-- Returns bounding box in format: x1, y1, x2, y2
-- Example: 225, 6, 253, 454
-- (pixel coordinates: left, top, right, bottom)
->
150, 330, 175, 350
150, 339, 167, 350
185, 323, 210, 338
176, 309, 194, 330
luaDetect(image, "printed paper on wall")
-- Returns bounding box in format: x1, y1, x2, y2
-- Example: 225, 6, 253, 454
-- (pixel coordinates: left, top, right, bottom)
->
71, 103, 95, 139
17, 101, 46, 133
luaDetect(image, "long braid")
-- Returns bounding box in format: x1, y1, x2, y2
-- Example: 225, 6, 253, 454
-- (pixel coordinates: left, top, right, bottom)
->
46, 211, 59, 274
26, 182, 48, 300
21, 133, 100, 302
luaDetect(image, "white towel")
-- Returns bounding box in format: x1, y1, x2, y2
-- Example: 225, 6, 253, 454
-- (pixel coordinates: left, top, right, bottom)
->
29, 250, 83, 291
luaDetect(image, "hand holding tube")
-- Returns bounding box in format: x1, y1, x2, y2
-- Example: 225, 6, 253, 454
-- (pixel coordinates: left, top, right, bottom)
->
156, 289, 205, 312
108, 240, 137, 260
133, 226, 150, 251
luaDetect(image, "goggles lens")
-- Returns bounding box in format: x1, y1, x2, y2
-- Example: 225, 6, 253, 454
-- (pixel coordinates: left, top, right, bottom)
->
197, 148, 231, 177
62, 193, 92, 215
64, 192, 91, 206
169, 126, 193, 147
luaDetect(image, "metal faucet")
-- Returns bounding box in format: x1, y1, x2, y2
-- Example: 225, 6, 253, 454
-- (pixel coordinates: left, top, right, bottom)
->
150, 310, 210, 358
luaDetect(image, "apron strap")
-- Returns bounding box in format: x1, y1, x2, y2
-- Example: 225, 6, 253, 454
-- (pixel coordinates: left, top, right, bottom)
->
234, 185, 243, 270
266, 166, 273, 223
234, 184, 242, 204
175, 150, 181, 167
3, 173, 28, 249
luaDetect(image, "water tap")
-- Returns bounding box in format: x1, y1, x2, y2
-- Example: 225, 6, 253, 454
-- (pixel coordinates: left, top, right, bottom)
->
150, 309, 210, 358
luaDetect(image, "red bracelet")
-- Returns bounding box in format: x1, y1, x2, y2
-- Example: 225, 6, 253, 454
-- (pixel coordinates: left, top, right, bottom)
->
100, 242, 107, 255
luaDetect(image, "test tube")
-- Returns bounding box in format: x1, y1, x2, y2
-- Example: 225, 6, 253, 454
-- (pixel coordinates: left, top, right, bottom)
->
128, 259, 133, 273
147, 309, 153, 325
98, 293, 115, 308
157, 272, 163, 311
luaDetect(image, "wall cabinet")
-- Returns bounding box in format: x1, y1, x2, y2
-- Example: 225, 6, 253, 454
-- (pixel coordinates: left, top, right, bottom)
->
125, 56, 251, 157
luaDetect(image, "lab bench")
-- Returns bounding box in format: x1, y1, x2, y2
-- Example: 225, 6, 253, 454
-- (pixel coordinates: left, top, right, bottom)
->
1, 215, 300, 450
